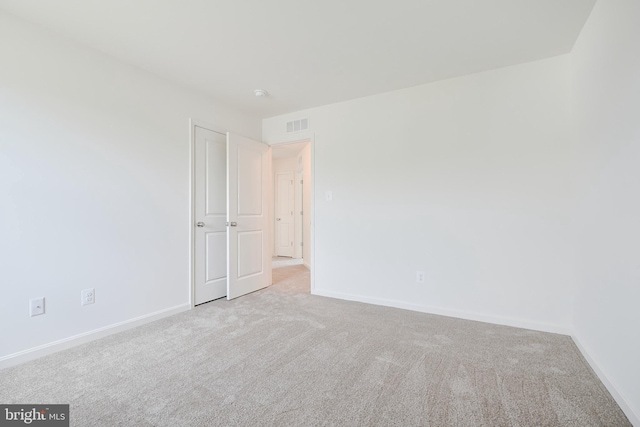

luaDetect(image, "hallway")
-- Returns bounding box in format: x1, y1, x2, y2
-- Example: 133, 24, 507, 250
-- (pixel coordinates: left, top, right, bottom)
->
271, 263, 309, 294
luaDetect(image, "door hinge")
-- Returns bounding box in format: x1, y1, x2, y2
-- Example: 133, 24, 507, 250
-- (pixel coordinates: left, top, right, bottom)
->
300, 180, 303, 184
300, 211, 303, 216
291, 242, 293, 246
301, 242, 303, 247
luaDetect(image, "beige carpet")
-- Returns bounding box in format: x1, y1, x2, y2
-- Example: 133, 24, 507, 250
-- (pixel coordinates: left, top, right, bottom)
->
272, 256, 304, 269
0, 265, 630, 426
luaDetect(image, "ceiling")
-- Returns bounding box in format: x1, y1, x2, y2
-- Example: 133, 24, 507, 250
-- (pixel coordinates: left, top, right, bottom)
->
0, 0, 595, 118
272, 142, 308, 159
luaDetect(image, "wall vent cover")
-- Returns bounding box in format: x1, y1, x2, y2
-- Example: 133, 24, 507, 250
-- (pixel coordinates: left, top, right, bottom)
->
286, 118, 309, 133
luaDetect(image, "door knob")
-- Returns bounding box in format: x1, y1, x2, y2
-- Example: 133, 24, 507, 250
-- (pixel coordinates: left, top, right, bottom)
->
196, 222, 205, 227
276, 218, 281, 221
226, 222, 237, 227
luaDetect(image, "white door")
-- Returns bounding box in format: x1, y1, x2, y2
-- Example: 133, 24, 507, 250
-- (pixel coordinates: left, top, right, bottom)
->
227, 132, 271, 300
194, 126, 227, 305
275, 171, 295, 257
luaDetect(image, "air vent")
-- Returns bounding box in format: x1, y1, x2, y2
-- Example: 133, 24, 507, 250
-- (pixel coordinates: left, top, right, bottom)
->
286, 118, 309, 133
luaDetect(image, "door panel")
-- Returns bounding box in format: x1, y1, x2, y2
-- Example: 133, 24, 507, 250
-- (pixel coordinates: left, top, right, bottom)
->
205, 141, 226, 215
238, 147, 263, 215
277, 225, 290, 248
227, 132, 271, 300
237, 230, 264, 278
205, 232, 227, 282
194, 126, 227, 305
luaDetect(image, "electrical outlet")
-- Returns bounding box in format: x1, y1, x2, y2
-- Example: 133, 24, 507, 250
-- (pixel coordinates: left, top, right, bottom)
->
81, 288, 95, 306
416, 271, 426, 283
29, 297, 45, 316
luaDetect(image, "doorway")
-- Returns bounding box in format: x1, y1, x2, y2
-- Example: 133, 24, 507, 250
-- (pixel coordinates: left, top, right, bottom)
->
271, 140, 312, 288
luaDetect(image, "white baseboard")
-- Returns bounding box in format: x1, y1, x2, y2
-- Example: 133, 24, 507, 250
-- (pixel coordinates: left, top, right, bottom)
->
303, 262, 311, 270
571, 334, 639, 426
311, 289, 571, 335
0, 303, 191, 370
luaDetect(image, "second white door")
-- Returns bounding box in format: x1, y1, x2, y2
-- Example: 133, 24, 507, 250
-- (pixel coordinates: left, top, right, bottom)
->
275, 171, 295, 257
227, 132, 272, 300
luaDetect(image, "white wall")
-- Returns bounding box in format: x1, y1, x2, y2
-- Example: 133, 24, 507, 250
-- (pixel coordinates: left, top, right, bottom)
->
264, 55, 574, 333
0, 11, 260, 362
571, 0, 640, 422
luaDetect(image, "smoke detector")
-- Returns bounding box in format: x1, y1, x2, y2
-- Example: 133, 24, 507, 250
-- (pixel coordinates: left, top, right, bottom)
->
254, 89, 268, 97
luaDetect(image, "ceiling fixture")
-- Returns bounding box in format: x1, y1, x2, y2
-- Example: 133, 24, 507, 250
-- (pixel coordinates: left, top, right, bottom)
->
254, 89, 268, 97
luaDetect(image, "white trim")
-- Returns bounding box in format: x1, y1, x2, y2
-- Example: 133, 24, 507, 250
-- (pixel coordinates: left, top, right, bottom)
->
266, 144, 274, 287
266, 131, 314, 145
310, 136, 315, 293
0, 303, 190, 370
312, 289, 572, 335
189, 119, 196, 308
189, 118, 227, 308
572, 334, 639, 426
295, 169, 303, 259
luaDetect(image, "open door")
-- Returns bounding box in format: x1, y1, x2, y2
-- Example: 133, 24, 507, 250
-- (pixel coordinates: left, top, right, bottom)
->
227, 132, 271, 300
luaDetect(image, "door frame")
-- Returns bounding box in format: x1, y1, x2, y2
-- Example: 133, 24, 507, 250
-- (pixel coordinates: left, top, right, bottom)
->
295, 169, 303, 259
268, 134, 315, 293
188, 118, 227, 308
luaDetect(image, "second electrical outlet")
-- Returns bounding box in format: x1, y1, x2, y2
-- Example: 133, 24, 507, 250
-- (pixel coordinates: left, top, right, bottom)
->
81, 288, 95, 306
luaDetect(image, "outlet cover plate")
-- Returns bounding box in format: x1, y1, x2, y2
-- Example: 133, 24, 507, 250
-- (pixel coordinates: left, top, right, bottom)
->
81, 288, 95, 306
30, 297, 45, 316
